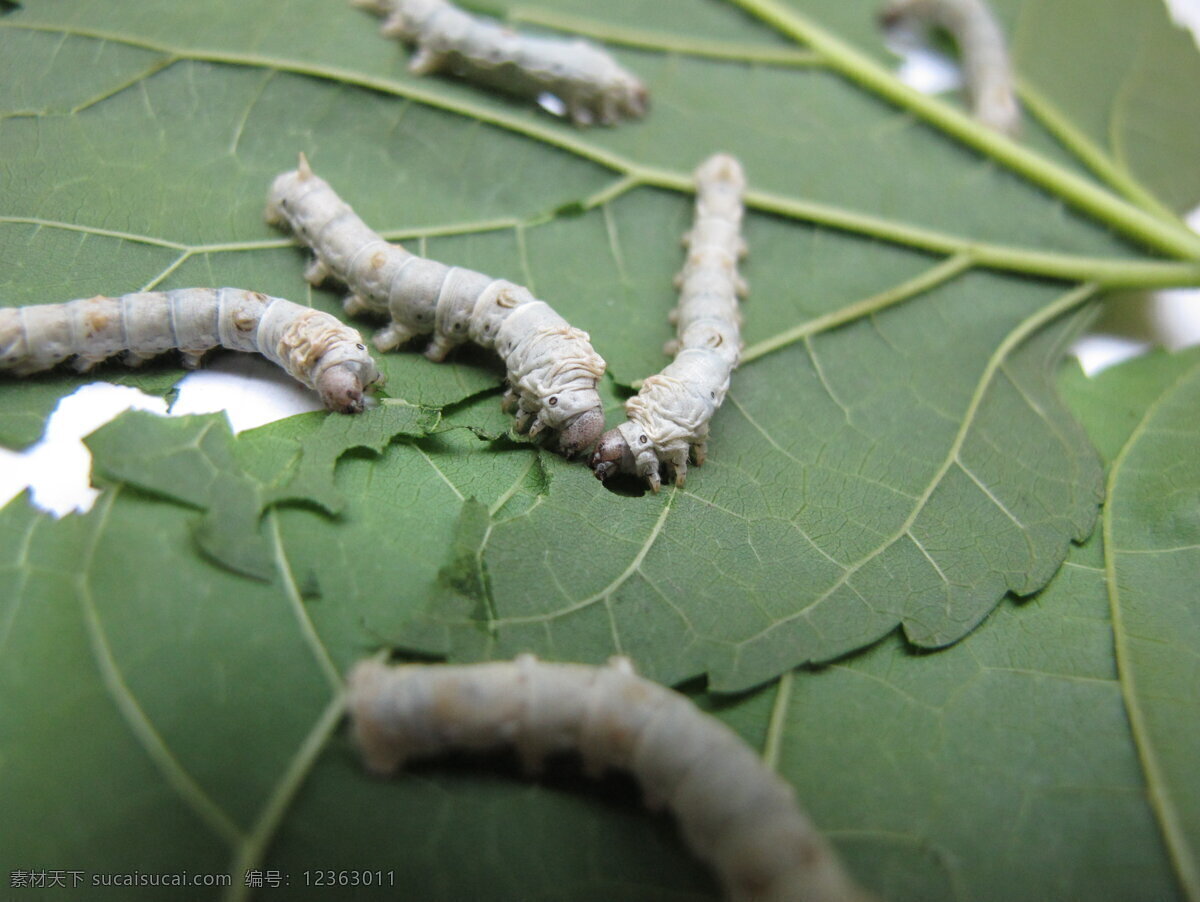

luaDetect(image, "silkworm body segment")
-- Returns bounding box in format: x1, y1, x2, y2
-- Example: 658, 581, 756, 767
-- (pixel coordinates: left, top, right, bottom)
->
0, 289, 380, 413
354, 0, 648, 126
266, 157, 606, 453
880, 0, 1020, 136
591, 153, 747, 491
348, 656, 877, 902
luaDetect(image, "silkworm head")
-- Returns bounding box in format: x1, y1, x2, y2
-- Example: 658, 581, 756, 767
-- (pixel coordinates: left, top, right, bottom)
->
618, 78, 650, 119
316, 350, 382, 414
876, 0, 914, 28
589, 426, 632, 479
264, 171, 298, 226
557, 407, 605, 458
316, 364, 367, 413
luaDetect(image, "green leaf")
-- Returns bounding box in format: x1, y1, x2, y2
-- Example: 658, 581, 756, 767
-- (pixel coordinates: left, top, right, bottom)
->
1010, 0, 1200, 216
85, 403, 439, 578
3, 1, 1200, 899
738, 347, 1200, 902
0, 0, 1136, 682
3, 338, 1197, 899
0, 485, 719, 900
403, 291, 1104, 690
1102, 352, 1200, 899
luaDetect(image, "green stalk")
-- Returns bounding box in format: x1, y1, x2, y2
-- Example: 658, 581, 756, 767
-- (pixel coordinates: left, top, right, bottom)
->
726, 0, 1200, 261
224, 691, 348, 902
507, 6, 821, 66
762, 670, 795, 771
1017, 78, 1186, 227
8, 20, 1199, 289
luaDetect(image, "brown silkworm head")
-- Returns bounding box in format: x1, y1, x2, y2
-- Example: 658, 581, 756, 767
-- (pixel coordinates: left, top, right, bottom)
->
315, 353, 382, 414
589, 426, 632, 480
556, 407, 605, 458
316, 365, 365, 413
614, 78, 649, 120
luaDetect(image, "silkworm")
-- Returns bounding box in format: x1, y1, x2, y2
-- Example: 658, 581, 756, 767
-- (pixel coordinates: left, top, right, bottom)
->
353, 0, 648, 126
879, 0, 1021, 136
590, 154, 747, 492
0, 288, 381, 413
265, 155, 606, 455
348, 656, 877, 902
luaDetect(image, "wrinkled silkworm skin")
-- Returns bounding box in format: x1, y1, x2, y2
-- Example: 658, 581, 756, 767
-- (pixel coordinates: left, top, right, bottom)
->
591, 154, 746, 492
348, 656, 877, 902
353, 0, 648, 126
880, 0, 1021, 136
0, 289, 381, 413
266, 155, 606, 454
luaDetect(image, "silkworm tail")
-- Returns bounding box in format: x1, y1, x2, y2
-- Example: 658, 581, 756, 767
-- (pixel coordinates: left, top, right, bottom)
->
346, 660, 410, 775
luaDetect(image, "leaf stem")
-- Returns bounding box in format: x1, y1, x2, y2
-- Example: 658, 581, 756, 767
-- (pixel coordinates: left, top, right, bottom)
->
78, 491, 245, 849
741, 252, 972, 364
730, 184, 1200, 287
1016, 78, 1187, 228
736, 281, 1100, 650
0, 215, 187, 250
6, 22, 1200, 290
224, 690, 348, 902
724, 0, 1200, 261
506, 6, 822, 67
762, 669, 794, 771
267, 512, 342, 693
581, 174, 642, 211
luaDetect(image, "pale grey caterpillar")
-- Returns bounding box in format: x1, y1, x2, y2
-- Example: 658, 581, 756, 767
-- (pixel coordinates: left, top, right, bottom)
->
353, 0, 648, 126
591, 154, 747, 492
265, 155, 607, 455
0, 288, 382, 413
348, 656, 878, 902
880, 0, 1021, 136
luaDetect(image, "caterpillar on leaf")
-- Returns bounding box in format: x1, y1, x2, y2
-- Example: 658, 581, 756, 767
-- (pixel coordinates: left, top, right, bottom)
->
266, 155, 607, 455
348, 656, 878, 902
0, 288, 381, 413
879, 0, 1021, 136
591, 153, 747, 491
353, 0, 649, 126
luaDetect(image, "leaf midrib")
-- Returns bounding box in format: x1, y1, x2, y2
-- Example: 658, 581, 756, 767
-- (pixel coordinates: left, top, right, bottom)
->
5, 18, 1200, 289
729, 283, 1098, 655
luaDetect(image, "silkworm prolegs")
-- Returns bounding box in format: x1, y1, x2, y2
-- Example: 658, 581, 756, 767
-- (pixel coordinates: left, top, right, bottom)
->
354, 0, 648, 126
266, 155, 606, 454
591, 154, 747, 491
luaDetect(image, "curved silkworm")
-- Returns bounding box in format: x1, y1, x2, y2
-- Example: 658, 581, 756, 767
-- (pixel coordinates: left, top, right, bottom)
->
265, 155, 606, 455
353, 0, 648, 126
0, 288, 382, 413
879, 0, 1021, 136
591, 154, 747, 492
348, 656, 878, 902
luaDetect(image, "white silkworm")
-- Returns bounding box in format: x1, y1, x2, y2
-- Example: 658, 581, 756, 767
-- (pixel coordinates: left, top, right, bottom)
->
0, 288, 381, 413
353, 0, 648, 126
265, 155, 607, 454
590, 154, 747, 492
348, 656, 877, 902
880, 0, 1021, 136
